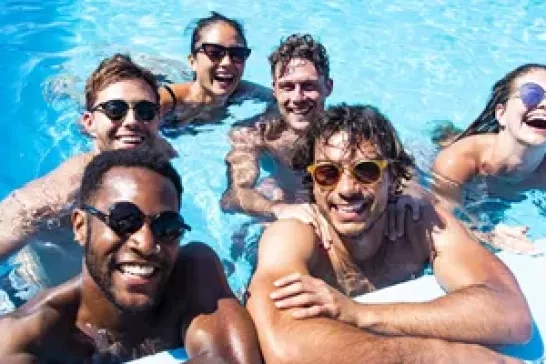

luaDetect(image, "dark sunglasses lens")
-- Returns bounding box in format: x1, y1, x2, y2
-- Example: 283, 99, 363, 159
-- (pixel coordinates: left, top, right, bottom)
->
109, 202, 144, 234
229, 47, 251, 62
102, 100, 129, 121
152, 212, 188, 241
314, 165, 341, 186
202, 44, 226, 62
134, 101, 158, 121
520, 83, 545, 109
353, 162, 382, 184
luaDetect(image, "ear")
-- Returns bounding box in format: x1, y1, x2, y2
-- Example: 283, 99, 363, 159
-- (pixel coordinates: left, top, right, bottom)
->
495, 103, 507, 129
272, 81, 278, 100
325, 78, 334, 97
72, 209, 88, 248
80, 112, 97, 138
188, 54, 197, 72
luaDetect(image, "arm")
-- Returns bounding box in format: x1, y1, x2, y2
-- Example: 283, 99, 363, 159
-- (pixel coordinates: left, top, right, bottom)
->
220, 126, 278, 218
0, 154, 90, 261
181, 243, 261, 364
158, 83, 190, 118
247, 219, 512, 364
348, 206, 532, 345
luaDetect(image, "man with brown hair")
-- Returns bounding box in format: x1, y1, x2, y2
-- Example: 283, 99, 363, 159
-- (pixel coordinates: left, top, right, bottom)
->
0, 54, 174, 295
221, 34, 333, 219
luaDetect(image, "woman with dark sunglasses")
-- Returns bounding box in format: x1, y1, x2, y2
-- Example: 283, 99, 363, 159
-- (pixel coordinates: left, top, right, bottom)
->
432, 63, 546, 254
159, 12, 272, 127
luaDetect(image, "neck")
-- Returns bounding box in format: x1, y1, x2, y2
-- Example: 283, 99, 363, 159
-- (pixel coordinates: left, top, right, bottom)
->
189, 81, 228, 106
488, 131, 546, 179
340, 209, 388, 265
77, 270, 150, 338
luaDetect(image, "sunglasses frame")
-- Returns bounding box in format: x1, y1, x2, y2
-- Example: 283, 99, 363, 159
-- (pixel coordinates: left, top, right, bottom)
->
307, 159, 389, 189
90, 99, 159, 122
82, 202, 190, 243
193, 43, 252, 63
513, 82, 545, 109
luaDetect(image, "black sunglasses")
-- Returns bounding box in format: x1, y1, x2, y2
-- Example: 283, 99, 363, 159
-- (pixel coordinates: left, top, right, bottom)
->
90, 100, 159, 122
82, 201, 191, 243
194, 43, 251, 63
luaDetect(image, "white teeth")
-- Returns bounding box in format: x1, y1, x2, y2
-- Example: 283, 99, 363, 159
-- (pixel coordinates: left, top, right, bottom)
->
336, 203, 365, 213
214, 74, 235, 82
118, 136, 144, 143
119, 264, 155, 277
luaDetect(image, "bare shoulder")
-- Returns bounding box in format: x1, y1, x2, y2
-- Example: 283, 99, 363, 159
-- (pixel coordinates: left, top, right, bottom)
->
160, 83, 191, 103
433, 134, 489, 184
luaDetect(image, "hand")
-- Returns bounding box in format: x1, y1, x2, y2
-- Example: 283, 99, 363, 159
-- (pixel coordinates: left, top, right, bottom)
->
271, 203, 330, 242
480, 224, 544, 256
270, 273, 357, 325
386, 194, 422, 241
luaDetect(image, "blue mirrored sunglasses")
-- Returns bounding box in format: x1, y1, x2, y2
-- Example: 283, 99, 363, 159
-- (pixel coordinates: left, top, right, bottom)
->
517, 82, 546, 109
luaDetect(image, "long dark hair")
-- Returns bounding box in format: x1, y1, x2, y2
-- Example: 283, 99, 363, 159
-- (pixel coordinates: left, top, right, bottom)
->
455, 63, 546, 142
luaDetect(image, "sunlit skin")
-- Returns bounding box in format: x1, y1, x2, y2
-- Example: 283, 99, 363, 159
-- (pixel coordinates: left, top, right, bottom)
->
221, 59, 333, 218
432, 69, 546, 255
273, 58, 333, 134
81, 79, 160, 152
159, 21, 271, 125
0, 166, 262, 362
76, 167, 179, 316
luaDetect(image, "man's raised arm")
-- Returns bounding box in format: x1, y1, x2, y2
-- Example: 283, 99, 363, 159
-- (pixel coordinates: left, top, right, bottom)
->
180, 243, 262, 364
247, 219, 513, 364
0, 154, 90, 261
220, 126, 278, 219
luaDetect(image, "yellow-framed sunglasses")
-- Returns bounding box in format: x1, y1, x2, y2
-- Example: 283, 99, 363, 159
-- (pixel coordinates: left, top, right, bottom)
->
307, 159, 388, 189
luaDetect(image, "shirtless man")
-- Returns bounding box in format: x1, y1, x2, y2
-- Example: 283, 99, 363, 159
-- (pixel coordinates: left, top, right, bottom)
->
0, 54, 174, 291
0, 149, 261, 363
247, 104, 531, 363
220, 34, 333, 219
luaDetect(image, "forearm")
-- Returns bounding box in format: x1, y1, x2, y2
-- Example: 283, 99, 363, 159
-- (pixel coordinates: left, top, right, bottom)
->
355, 284, 530, 345
221, 186, 276, 219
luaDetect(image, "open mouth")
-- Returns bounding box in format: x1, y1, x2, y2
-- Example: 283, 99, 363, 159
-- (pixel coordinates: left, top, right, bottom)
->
333, 201, 368, 218
117, 263, 158, 279
115, 135, 145, 145
525, 117, 546, 129
213, 73, 236, 86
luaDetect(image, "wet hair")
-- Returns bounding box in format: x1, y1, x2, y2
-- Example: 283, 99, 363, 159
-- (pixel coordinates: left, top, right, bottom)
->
84, 53, 160, 111
455, 63, 546, 142
292, 103, 415, 201
79, 147, 183, 207
188, 11, 247, 53
268, 34, 330, 80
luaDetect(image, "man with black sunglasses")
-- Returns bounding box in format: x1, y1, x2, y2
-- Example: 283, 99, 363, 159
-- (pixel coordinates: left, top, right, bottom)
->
246, 104, 531, 363
0, 54, 176, 300
0, 149, 261, 363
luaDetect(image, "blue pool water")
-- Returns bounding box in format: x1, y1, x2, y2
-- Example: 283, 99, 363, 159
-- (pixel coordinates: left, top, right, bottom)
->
2, 0, 546, 307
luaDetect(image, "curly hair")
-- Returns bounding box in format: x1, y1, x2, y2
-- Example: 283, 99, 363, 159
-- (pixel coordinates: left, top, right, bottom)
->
455, 63, 546, 142
84, 53, 159, 111
292, 103, 414, 201
268, 33, 330, 79
79, 147, 182, 207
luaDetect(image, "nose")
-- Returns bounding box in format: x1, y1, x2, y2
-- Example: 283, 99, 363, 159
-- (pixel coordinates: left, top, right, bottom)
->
336, 169, 359, 197
219, 53, 234, 66
121, 108, 140, 128
127, 223, 157, 256
292, 85, 305, 102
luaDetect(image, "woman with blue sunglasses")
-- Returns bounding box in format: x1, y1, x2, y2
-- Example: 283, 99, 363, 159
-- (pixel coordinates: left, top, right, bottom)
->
432, 63, 546, 254
159, 12, 272, 127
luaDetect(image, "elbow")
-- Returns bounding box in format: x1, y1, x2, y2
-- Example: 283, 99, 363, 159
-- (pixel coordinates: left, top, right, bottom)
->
506, 309, 533, 344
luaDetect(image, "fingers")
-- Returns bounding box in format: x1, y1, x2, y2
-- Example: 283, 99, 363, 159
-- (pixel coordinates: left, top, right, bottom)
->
273, 272, 303, 288
386, 203, 397, 241
274, 292, 318, 309
291, 305, 324, 319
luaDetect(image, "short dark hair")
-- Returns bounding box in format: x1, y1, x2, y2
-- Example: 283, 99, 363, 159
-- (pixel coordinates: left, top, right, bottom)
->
84, 53, 159, 111
292, 103, 414, 200
268, 34, 330, 80
455, 63, 546, 141
79, 148, 183, 207
188, 11, 247, 53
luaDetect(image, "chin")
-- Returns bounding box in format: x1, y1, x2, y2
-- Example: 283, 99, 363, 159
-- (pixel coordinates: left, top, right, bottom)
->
113, 294, 157, 313
332, 221, 369, 238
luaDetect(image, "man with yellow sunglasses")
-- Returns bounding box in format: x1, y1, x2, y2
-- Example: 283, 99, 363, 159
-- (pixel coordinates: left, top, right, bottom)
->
246, 103, 531, 363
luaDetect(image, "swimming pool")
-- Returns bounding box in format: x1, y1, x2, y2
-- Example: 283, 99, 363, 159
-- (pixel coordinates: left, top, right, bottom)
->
1, 0, 546, 358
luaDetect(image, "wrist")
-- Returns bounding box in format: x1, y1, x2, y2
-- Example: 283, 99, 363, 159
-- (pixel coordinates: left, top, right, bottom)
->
353, 303, 380, 330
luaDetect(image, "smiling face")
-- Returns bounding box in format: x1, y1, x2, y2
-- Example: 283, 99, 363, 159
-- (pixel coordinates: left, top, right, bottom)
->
189, 21, 247, 99
273, 58, 332, 133
496, 69, 546, 146
78, 166, 180, 312
312, 132, 390, 239
82, 79, 160, 151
